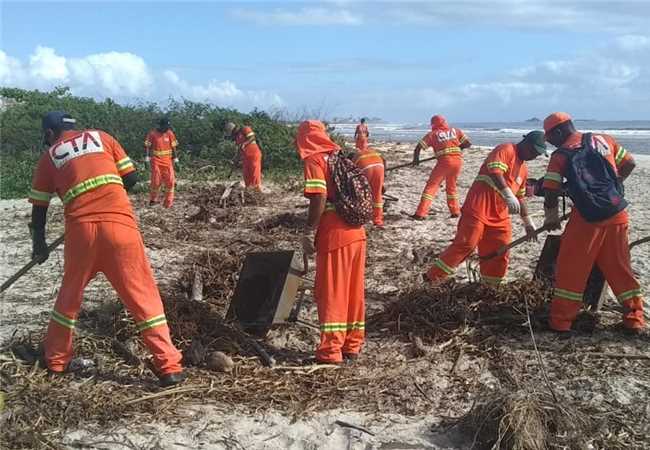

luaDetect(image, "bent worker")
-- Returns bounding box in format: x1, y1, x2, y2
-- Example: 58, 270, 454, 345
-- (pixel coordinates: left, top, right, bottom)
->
353, 142, 386, 228
296, 120, 367, 363
542, 112, 645, 333
354, 118, 370, 150
412, 115, 471, 219
144, 117, 179, 208
225, 121, 262, 190
30, 111, 185, 386
427, 131, 547, 286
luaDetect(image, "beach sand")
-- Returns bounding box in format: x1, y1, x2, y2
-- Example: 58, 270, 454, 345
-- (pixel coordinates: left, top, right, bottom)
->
1, 141, 649, 449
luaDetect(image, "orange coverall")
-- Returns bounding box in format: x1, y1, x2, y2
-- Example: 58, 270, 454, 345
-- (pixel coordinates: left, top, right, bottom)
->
355, 123, 369, 150
145, 129, 178, 208
428, 143, 528, 285
29, 129, 183, 375
354, 147, 385, 226
234, 126, 262, 188
299, 122, 367, 364
415, 120, 470, 217
543, 133, 645, 331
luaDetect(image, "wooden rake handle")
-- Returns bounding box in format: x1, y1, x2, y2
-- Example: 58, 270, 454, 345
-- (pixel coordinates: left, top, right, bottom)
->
1, 234, 65, 293
385, 156, 437, 173
479, 213, 570, 261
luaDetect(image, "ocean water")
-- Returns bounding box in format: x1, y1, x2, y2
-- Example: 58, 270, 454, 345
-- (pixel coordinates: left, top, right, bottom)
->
333, 120, 650, 155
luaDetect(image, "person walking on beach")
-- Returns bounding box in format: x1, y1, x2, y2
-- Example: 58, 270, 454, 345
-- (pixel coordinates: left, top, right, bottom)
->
30, 111, 185, 386
296, 120, 367, 364
353, 143, 386, 228
144, 117, 179, 208
426, 132, 546, 285
225, 121, 263, 190
541, 112, 645, 333
412, 115, 471, 219
354, 118, 370, 150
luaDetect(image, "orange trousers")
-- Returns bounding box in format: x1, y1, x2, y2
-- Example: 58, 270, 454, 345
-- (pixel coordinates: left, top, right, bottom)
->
355, 137, 368, 150
150, 161, 175, 208
427, 214, 511, 286
44, 221, 183, 375
314, 240, 366, 363
550, 214, 645, 331
415, 157, 462, 217
363, 166, 385, 226
242, 145, 262, 189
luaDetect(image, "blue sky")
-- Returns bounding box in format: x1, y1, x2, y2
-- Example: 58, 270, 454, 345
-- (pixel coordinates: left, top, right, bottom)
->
2, 1, 650, 122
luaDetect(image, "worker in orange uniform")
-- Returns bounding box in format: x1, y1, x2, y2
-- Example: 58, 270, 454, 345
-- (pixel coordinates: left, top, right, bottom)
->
353, 142, 386, 227
144, 117, 179, 208
542, 112, 645, 333
354, 118, 370, 150
225, 121, 262, 189
412, 115, 471, 219
296, 120, 367, 364
30, 111, 185, 386
427, 131, 547, 285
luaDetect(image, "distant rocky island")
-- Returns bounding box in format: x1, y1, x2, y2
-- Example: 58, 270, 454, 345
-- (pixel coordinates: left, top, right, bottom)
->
330, 116, 383, 123
525, 117, 541, 122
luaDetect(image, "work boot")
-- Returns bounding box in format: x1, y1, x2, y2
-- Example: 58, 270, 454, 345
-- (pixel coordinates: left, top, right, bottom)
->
342, 353, 359, 364
159, 371, 187, 387
411, 214, 426, 221
149, 200, 159, 207
450, 213, 460, 218
160, 371, 187, 387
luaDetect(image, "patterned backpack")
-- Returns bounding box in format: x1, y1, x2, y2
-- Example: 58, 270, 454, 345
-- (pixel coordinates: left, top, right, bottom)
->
327, 152, 373, 226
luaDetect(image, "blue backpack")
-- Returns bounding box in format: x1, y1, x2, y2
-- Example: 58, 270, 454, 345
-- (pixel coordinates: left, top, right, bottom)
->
557, 133, 627, 223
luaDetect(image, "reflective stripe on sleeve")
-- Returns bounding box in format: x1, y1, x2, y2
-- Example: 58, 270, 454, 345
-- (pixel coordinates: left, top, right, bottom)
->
487, 161, 509, 172
305, 179, 327, 191
62, 174, 123, 204
615, 146, 628, 165
29, 189, 55, 203
116, 157, 134, 171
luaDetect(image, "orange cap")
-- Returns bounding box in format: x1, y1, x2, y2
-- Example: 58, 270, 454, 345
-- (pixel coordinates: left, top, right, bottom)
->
543, 112, 572, 135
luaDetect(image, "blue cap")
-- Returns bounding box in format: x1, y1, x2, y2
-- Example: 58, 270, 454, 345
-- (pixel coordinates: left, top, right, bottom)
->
42, 111, 76, 131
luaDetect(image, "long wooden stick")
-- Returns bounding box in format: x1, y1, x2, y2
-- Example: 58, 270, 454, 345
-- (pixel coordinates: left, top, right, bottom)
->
630, 236, 650, 250
479, 213, 570, 261
385, 156, 437, 172
1, 234, 65, 293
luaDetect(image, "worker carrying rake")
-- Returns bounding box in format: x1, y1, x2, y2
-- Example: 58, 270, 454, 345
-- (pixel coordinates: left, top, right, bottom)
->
144, 116, 179, 208
541, 112, 645, 333
224, 121, 263, 190
426, 131, 548, 286
411, 115, 472, 219
29, 111, 185, 386
295, 120, 367, 364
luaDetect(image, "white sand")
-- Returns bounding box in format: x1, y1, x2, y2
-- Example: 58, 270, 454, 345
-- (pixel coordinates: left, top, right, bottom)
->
2, 142, 649, 449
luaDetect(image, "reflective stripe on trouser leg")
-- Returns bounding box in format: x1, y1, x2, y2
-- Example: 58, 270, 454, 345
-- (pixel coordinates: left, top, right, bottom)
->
97, 222, 183, 374
549, 215, 602, 331
415, 162, 446, 217
444, 159, 462, 215
45, 222, 98, 372
162, 165, 175, 208
594, 221, 646, 330
243, 146, 262, 188
427, 214, 485, 281
150, 163, 162, 202
315, 240, 366, 363
478, 222, 511, 286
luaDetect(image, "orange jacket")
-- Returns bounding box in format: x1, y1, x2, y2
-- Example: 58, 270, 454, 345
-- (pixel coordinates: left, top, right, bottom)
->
462, 143, 528, 226
29, 129, 137, 227
543, 132, 633, 225
145, 129, 178, 164
353, 148, 384, 173
419, 126, 469, 159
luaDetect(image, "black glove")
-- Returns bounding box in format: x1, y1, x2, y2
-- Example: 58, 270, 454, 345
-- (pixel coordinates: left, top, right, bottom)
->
31, 226, 49, 264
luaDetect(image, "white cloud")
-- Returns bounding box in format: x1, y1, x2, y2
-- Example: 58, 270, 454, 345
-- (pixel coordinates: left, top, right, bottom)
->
0, 47, 284, 111
231, 6, 362, 26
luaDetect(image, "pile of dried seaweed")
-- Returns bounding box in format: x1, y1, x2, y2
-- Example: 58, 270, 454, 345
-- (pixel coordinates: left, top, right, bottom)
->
255, 212, 306, 233
369, 279, 552, 344
185, 184, 266, 223
456, 386, 589, 450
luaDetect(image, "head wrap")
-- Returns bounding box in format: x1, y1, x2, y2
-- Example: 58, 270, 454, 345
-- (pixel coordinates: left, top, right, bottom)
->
295, 120, 340, 160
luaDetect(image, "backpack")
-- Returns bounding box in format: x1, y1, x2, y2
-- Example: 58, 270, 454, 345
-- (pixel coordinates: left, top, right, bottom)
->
327, 152, 373, 225
557, 133, 627, 223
